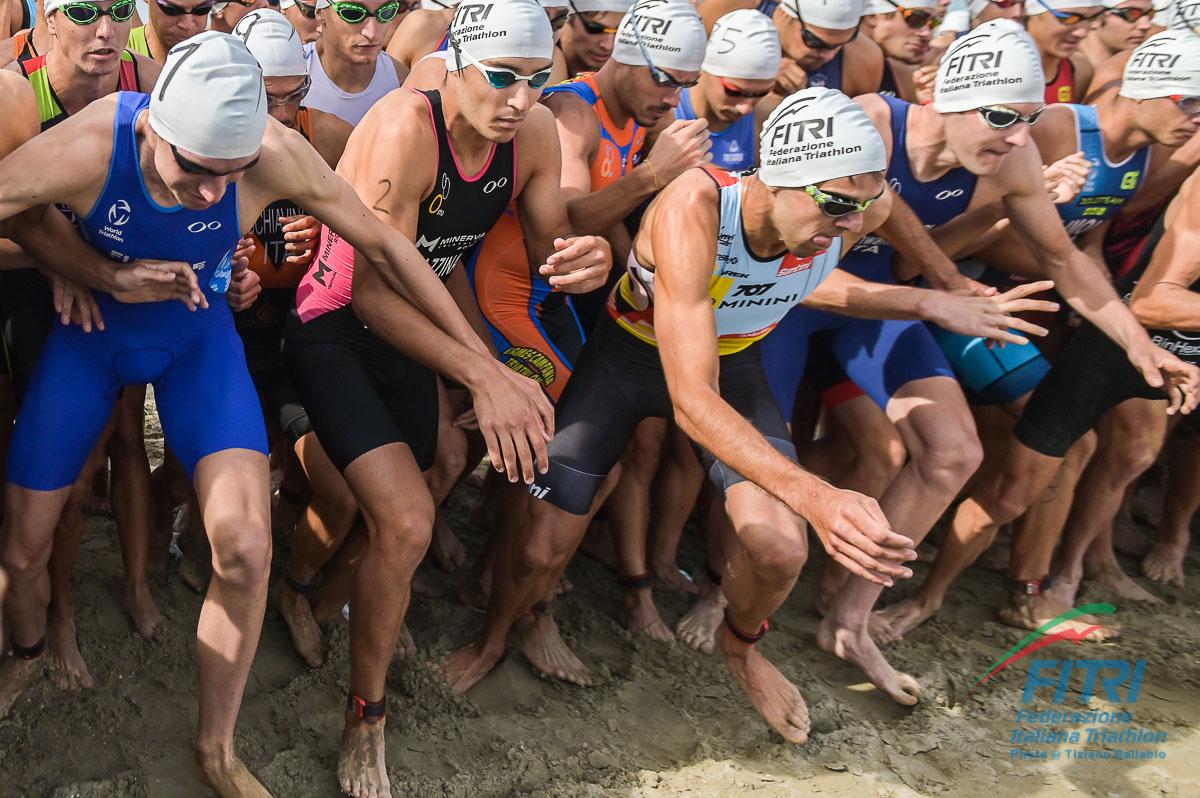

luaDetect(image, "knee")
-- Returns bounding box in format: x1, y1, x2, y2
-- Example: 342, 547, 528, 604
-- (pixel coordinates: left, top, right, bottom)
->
1, 533, 51, 577
209, 510, 273, 590
520, 523, 578, 576
977, 476, 1036, 526
435, 428, 469, 483
741, 518, 808, 586
914, 422, 983, 489
364, 498, 435, 564
310, 481, 358, 527
1099, 436, 1158, 481
853, 436, 907, 489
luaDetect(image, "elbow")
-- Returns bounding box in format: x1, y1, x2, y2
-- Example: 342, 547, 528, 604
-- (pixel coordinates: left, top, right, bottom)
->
670, 387, 714, 446
1129, 295, 1176, 330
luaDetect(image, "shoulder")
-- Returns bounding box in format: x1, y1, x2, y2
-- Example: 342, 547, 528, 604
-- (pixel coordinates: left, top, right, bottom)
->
852, 92, 895, 154
660, 168, 722, 215
346, 88, 439, 168
1070, 51, 1094, 88
698, 0, 758, 30
1083, 49, 1131, 103
0, 34, 15, 68
132, 51, 162, 88
383, 53, 408, 85
309, 108, 353, 168
544, 89, 601, 145
386, 10, 450, 65
516, 103, 558, 148
0, 66, 34, 120
845, 36, 884, 95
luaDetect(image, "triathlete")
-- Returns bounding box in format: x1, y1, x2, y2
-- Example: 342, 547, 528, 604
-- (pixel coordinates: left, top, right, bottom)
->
863, 0, 941, 100
304, 0, 405, 126
280, 0, 329, 43
1079, 0, 1153, 69
1026, 0, 1104, 104
556, 0, 627, 77
773, 0, 883, 97
126, 0, 213, 62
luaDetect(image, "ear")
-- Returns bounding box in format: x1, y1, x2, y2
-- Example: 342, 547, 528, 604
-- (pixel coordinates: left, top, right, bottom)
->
46, 11, 58, 37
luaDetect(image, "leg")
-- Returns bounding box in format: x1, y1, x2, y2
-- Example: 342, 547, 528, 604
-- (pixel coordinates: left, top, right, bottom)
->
426, 382, 470, 573
718, 482, 814, 743
646, 424, 705, 594
1144, 423, 1200, 586
191, 450, 273, 798
338, 443, 435, 798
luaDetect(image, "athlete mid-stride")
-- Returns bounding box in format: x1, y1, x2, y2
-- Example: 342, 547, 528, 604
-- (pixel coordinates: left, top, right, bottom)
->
0, 31, 556, 797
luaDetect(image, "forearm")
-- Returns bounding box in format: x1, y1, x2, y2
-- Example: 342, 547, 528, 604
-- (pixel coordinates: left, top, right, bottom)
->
4, 207, 118, 291
566, 167, 656, 235
671, 384, 830, 517
1053, 250, 1151, 350
932, 200, 1008, 260
0, 238, 34, 270
353, 269, 493, 387
880, 199, 961, 288
802, 270, 937, 321
446, 267, 498, 357
1131, 284, 1200, 331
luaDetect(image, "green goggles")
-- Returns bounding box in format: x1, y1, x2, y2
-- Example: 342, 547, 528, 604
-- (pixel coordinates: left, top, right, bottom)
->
803, 184, 883, 218
330, 0, 399, 23
59, 0, 137, 24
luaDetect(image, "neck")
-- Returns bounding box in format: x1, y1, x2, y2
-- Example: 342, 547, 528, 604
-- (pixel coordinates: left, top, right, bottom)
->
46, 50, 120, 116
592, 63, 633, 129
686, 85, 730, 133
1079, 34, 1116, 65
133, 113, 178, 208
1041, 51, 1062, 84
317, 41, 379, 93
1097, 96, 1154, 162
741, 176, 786, 258
906, 103, 962, 179
440, 82, 497, 168
146, 24, 168, 63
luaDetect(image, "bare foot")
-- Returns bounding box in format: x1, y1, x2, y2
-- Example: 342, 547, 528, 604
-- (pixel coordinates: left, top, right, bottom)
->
518, 612, 593, 686
395, 624, 416, 660
997, 590, 1119, 640
125, 583, 163, 640
0, 653, 42, 719
579, 520, 617, 569
47, 614, 95, 690
1142, 541, 1187, 588
439, 642, 502, 694
719, 629, 809, 743
430, 512, 468, 573
276, 582, 324, 668
676, 589, 727, 654
196, 749, 273, 798
817, 617, 921, 706
179, 543, 211, 594
620, 588, 674, 642
1042, 569, 1082, 610
651, 564, 698, 595
1112, 512, 1150, 558
1089, 562, 1162, 604
867, 611, 902, 645
872, 596, 941, 642
337, 717, 390, 798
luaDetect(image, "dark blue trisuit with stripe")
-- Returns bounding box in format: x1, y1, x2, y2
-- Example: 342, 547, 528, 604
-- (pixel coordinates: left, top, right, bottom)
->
760, 95, 960, 415
7, 92, 267, 491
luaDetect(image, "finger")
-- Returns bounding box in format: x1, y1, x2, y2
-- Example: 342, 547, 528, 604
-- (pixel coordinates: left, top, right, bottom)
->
77, 295, 95, 333
498, 430, 519, 483
1167, 383, 1184, 415
89, 297, 105, 331
984, 327, 1029, 346
997, 280, 1054, 300
544, 239, 591, 267
829, 549, 889, 586
482, 428, 504, 474
546, 264, 607, 289
1135, 355, 1165, 389
511, 430, 535, 485
998, 298, 1059, 315
999, 316, 1049, 337
833, 536, 913, 579
60, 288, 76, 328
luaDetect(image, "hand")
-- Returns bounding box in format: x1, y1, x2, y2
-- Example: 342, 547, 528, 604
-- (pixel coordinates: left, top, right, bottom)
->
281, 214, 321, 266
1126, 342, 1200, 416
932, 271, 997, 297
913, 64, 937, 105
226, 260, 262, 313
774, 57, 808, 95
1043, 152, 1091, 205
539, 235, 612, 294
924, 280, 1059, 345
453, 407, 479, 430
110, 258, 208, 310
799, 485, 916, 586
468, 359, 555, 484
643, 118, 711, 187
50, 274, 104, 333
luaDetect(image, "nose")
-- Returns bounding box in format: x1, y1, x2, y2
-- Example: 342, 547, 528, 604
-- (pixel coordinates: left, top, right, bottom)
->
197, 179, 228, 206
508, 84, 536, 113
1005, 123, 1032, 148
362, 17, 382, 43
734, 99, 755, 116
836, 213, 865, 233
95, 15, 116, 39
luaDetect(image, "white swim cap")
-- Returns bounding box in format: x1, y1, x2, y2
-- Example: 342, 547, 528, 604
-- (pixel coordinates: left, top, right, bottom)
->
759, 88, 887, 188
149, 32, 267, 160
777, 0, 864, 30
933, 19, 1044, 113
1024, 0, 1104, 12
612, 0, 708, 73
233, 9, 308, 77
571, 0, 632, 10
1120, 30, 1200, 100
421, 0, 461, 9
447, 0, 554, 70
1169, 0, 1200, 29
863, 0, 937, 13
702, 10, 781, 81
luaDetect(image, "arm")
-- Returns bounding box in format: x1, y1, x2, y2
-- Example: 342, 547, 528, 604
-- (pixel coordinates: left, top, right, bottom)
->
310, 109, 353, 169
0, 70, 37, 270
648, 174, 915, 584
1130, 183, 1200, 330
874, 191, 983, 292
1113, 136, 1200, 221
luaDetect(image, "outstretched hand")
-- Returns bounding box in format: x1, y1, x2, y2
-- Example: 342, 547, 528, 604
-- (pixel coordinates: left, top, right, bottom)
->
800, 486, 916, 587
469, 361, 555, 484
926, 280, 1060, 346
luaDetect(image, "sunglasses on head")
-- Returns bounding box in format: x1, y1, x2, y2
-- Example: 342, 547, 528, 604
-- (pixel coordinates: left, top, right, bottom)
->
59, 0, 136, 24
1107, 6, 1151, 23
1169, 94, 1200, 115
547, 9, 570, 31
880, 0, 942, 30
1038, 1, 1108, 25
330, 0, 399, 24
155, 0, 214, 15
171, 143, 260, 177
455, 47, 553, 90
719, 77, 770, 99
291, 0, 317, 16
792, 0, 859, 51
628, 10, 699, 90
977, 104, 1043, 129
568, 2, 618, 35
803, 184, 884, 217
267, 75, 312, 107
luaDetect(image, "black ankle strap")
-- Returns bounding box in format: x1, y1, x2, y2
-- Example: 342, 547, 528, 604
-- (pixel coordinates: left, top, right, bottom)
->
348, 693, 387, 724
11, 635, 45, 660
723, 610, 768, 646
619, 573, 653, 590
530, 600, 553, 617
284, 571, 318, 600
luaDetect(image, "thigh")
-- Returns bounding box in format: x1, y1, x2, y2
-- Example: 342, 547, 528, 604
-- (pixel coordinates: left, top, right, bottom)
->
155, 320, 269, 481
371, 345, 440, 473
7, 326, 119, 491
833, 318, 956, 411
